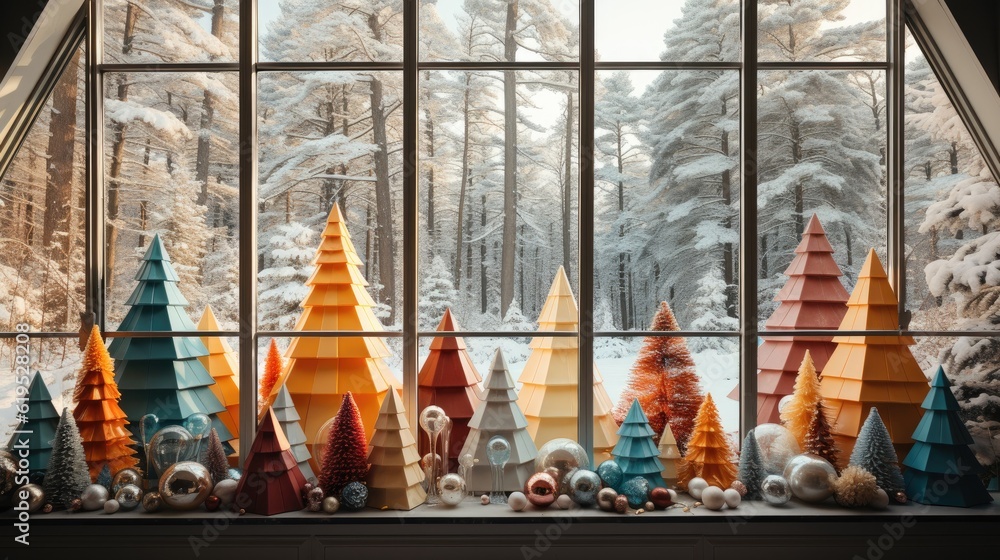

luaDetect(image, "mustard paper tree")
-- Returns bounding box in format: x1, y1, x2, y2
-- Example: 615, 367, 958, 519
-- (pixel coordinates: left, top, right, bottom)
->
819, 249, 929, 466
278, 203, 400, 450
517, 266, 618, 461
197, 305, 240, 457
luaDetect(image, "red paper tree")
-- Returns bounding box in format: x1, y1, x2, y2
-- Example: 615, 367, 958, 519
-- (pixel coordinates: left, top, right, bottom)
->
729, 214, 849, 424
236, 408, 307, 516
73, 326, 139, 480
677, 394, 737, 490
417, 308, 483, 469
615, 301, 703, 454
318, 392, 369, 497
259, 339, 282, 413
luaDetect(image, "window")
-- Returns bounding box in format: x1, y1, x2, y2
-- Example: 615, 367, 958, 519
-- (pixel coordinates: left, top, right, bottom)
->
2, 0, 998, 515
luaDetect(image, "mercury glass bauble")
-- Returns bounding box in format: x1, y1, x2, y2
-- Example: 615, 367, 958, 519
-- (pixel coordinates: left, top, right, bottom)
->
783, 453, 837, 503
158, 461, 212, 511
568, 470, 601, 507
760, 475, 792, 506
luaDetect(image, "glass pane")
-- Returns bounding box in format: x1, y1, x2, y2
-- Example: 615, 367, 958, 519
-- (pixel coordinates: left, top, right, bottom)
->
595, 0, 740, 62
418, 70, 578, 331
758, 0, 885, 62
258, 71, 403, 330
596, 70, 739, 331
104, 72, 240, 329
104, 0, 239, 63
259, 0, 403, 62
419, 0, 578, 62
1, 44, 85, 333
757, 70, 887, 329
0, 339, 82, 449
905, 29, 1000, 333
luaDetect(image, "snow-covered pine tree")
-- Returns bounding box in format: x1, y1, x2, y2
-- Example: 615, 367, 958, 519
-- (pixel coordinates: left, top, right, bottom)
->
43, 408, 91, 508
419, 255, 459, 331
687, 268, 739, 353
848, 408, 906, 496
738, 429, 766, 501
257, 222, 317, 331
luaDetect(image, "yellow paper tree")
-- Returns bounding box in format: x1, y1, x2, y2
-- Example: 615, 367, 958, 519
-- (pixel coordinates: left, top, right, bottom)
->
819, 249, 929, 466
677, 394, 737, 490
780, 350, 822, 448
278, 203, 400, 450
73, 326, 139, 479
366, 389, 426, 510
657, 423, 682, 488
517, 266, 619, 461
197, 305, 240, 456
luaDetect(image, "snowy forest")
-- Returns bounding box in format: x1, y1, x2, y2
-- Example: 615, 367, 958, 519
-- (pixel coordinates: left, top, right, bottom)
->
0, 0, 997, 466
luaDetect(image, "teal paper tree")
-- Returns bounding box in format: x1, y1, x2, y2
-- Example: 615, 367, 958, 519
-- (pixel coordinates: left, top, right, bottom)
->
903, 367, 993, 507
6, 372, 59, 477
108, 234, 234, 455
270, 384, 317, 483
612, 399, 666, 488
848, 408, 905, 496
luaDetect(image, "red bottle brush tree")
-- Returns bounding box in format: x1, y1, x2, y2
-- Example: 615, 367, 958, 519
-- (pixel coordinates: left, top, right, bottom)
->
259, 339, 283, 413
614, 301, 703, 453
318, 392, 369, 497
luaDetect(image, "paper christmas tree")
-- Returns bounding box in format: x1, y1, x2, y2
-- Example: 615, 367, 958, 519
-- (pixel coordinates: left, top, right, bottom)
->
73, 326, 139, 479
417, 308, 483, 469
613, 399, 666, 488
43, 408, 91, 508
270, 384, 316, 483
657, 424, 681, 487
615, 301, 703, 454
108, 234, 234, 455
236, 408, 307, 516
259, 339, 282, 413
6, 372, 59, 477
318, 392, 369, 497
729, 215, 849, 424
366, 389, 427, 510
737, 429, 765, 500
820, 249, 929, 465
848, 408, 906, 496
678, 394, 737, 490
197, 305, 240, 456
279, 203, 400, 449
460, 349, 538, 492
903, 367, 993, 507
517, 266, 619, 460
780, 351, 822, 448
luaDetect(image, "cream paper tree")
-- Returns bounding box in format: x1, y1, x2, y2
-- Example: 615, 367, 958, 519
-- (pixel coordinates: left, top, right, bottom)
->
517, 266, 619, 460
366, 389, 427, 510
657, 423, 682, 487
277, 203, 400, 448
197, 305, 240, 458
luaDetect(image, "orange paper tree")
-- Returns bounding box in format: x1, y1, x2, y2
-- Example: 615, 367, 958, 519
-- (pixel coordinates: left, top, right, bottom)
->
260, 339, 282, 413
198, 305, 240, 455
614, 301, 703, 454
279, 203, 400, 447
780, 350, 822, 448
417, 308, 483, 469
730, 214, 849, 423
820, 249, 929, 466
73, 326, 139, 480
677, 394, 737, 490
517, 266, 619, 460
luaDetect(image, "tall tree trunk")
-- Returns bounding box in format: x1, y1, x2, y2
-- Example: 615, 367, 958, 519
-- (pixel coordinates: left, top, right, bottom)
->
760, 234, 769, 279
424, 73, 436, 242
195, 0, 224, 210
562, 90, 573, 283
454, 73, 473, 289
616, 123, 628, 329
518, 223, 525, 309
720, 97, 736, 319
368, 13, 396, 323
481, 194, 488, 314
500, 0, 518, 318
790, 118, 804, 237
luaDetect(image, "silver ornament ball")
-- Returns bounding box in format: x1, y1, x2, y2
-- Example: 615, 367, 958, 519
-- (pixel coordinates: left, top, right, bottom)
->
568, 469, 602, 507
760, 475, 792, 506
80, 484, 110, 511
783, 453, 838, 503
115, 484, 143, 510
438, 473, 467, 506
111, 468, 142, 494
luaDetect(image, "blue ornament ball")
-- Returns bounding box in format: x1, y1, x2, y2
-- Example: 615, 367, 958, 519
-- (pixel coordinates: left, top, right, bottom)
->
340, 482, 369, 511
568, 470, 602, 507
596, 460, 623, 490
621, 477, 650, 509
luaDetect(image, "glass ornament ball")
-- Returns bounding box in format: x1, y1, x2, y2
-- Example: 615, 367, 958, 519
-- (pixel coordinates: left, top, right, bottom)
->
149, 424, 197, 476
312, 417, 336, 466
183, 413, 213, 441
438, 473, 467, 506
535, 438, 590, 481
17, 484, 45, 513
115, 484, 143, 510
419, 406, 448, 435
340, 481, 368, 511
621, 477, 651, 509
80, 484, 109, 511
753, 423, 802, 475
111, 468, 142, 494
486, 436, 511, 466
687, 476, 709, 500
524, 472, 558, 508
159, 461, 213, 511
596, 460, 623, 490
596, 487, 618, 512
782, 453, 837, 503
760, 475, 792, 506
777, 394, 794, 415
568, 469, 602, 507
141, 491, 163, 513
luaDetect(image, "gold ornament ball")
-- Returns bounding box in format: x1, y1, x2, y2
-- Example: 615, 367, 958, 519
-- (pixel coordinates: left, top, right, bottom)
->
322, 496, 340, 514
159, 461, 213, 511
141, 491, 163, 513
69, 498, 83, 512
644, 501, 655, 511
17, 484, 45, 513
438, 473, 467, 506
112, 469, 142, 494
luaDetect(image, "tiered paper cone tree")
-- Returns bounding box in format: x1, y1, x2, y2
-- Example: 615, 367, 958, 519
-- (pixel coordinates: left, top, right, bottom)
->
270, 385, 317, 483
615, 301, 703, 455
678, 394, 737, 490
236, 408, 307, 516
108, 234, 234, 455
612, 399, 666, 488
780, 351, 822, 448
6, 372, 59, 477
417, 308, 483, 469
260, 339, 283, 413
197, 305, 240, 458
903, 367, 993, 507
73, 326, 139, 479
517, 266, 619, 460
318, 392, 370, 497
279, 203, 400, 450
366, 389, 427, 510
657, 423, 681, 487
819, 249, 929, 465
460, 349, 538, 492
729, 214, 849, 424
